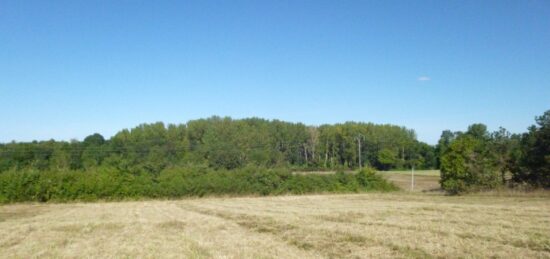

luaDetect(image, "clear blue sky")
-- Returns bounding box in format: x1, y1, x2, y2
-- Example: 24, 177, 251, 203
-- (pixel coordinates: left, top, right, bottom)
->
1, 0, 549, 144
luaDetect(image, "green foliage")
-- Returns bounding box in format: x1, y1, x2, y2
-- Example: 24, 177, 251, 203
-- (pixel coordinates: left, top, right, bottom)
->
355, 167, 396, 191
438, 110, 550, 194
377, 149, 398, 170
512, 110, 550, 188
0, 116, 436, 202
435, 130, 456, 168
3, 111, 548, 199
440, 125, 508, 194
316, 122, 430, 170
0, 166, 396, 203
0, 117, 436, 175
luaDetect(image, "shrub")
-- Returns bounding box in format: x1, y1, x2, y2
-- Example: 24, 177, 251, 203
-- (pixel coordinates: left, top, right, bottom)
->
0, 166, 397, 203
440, 135, 501, 194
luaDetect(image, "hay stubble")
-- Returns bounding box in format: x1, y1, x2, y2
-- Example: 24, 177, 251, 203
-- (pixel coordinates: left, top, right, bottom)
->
1, 193, 549, 258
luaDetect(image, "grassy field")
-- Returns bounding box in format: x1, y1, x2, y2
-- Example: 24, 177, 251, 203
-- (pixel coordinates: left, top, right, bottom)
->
296, 170, 441, 192
1, 192, 550, 258
380, 170, 440, 176
378, 170, 440, 192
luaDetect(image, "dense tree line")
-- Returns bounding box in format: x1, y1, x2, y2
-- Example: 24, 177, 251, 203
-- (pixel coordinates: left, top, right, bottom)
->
0, 117, 430, 202
0, 117, 435, 174
1, 112, 548, 200
438, 110, 550, 194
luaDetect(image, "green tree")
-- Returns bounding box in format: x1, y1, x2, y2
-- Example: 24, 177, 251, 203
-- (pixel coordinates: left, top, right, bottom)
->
513, 110, 550, 187
440, 129, 501, 194
436, 130, 455, 168
81, 134, 106, 169
377, 149, 398, 170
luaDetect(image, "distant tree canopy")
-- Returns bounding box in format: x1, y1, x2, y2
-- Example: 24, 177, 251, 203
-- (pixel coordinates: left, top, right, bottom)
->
0, 116, 436, 174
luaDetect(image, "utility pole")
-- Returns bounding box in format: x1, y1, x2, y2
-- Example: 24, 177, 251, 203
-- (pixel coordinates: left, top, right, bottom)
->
411, 165, 415, 191
357, 136, 362, 170
356, 134, 365, 170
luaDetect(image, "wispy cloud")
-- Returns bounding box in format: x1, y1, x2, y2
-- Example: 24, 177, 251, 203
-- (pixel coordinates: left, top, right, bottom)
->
417, 76, 431, 81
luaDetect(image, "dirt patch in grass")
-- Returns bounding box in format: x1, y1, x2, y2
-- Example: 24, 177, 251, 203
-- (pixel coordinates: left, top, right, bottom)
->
52, 222, 124, 234
156, 220, 186, 230
0, 204, 50, 222
316, 211, 365, 223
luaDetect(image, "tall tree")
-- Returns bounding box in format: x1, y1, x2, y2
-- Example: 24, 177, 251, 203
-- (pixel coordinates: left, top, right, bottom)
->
513, 110, 550, 187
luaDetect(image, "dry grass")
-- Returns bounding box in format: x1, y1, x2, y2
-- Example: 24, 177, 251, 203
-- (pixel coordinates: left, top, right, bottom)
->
379, 170, 441, 192
1, 191, 550, 258
293, 169, 440, 176
294, 169, 442, 192
380, 169, 440, 176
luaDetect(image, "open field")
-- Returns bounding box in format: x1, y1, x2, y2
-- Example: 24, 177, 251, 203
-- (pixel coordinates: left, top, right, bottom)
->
293, 169, 439, 177
1, 192, 550, 258
295, 170, 441, 192
379, 170, 440, 192
381, 170, 440, 176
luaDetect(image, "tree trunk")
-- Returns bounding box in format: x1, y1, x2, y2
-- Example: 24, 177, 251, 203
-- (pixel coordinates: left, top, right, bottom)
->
324, 141, 329, 168
304, 144, 308, 165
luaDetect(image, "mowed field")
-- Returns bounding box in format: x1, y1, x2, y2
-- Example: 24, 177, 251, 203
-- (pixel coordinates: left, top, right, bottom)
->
1, 191, 550, 258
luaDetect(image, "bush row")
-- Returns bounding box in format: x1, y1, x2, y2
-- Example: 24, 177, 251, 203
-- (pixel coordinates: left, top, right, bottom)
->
0, 166, 397, 203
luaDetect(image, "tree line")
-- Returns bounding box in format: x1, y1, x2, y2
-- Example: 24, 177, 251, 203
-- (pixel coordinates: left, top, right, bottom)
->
438, 110, 550, 194
0, 116, 435, 174
1, 111, 548, 200
0, 117, 426, 202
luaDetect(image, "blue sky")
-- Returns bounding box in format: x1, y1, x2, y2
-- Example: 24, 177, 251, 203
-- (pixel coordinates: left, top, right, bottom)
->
1, 0, 549, 144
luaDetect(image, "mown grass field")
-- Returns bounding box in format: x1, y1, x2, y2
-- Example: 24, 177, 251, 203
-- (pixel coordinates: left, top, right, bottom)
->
1, 191, 549, 258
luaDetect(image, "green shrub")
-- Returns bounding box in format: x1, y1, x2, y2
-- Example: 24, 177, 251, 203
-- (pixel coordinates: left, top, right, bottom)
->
440, 135, 501, 194
356, 168, 398, 192
0, 166, 397, 203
